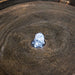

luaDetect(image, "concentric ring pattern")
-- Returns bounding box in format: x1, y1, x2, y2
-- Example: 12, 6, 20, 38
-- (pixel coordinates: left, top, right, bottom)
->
0, 1, 75, 75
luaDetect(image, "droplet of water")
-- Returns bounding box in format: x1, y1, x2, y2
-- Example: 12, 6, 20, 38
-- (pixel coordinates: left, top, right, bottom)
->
31, 33, 45, 48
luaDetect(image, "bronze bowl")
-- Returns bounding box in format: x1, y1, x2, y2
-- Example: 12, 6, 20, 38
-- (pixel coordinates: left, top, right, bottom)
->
0, 1, 75, 75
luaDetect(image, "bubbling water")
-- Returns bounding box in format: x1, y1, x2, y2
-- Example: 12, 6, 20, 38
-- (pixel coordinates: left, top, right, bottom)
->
31, 33, 45, 48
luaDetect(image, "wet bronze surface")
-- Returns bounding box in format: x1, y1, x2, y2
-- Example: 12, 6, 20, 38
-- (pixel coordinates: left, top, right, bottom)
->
0, 1, 75, 75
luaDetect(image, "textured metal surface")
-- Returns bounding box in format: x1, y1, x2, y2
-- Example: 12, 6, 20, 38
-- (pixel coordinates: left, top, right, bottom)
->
0, 0, 75, 10
0, 1, 75, 75
0, 0, 60, 10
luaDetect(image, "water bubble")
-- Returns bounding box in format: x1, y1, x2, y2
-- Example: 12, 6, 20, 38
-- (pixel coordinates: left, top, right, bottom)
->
31, 33, 45, 48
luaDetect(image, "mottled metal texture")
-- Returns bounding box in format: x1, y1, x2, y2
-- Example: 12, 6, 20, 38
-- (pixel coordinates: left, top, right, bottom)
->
0, 0, 60, 10
0, 1, 75, 75
0, 0, 75, 10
